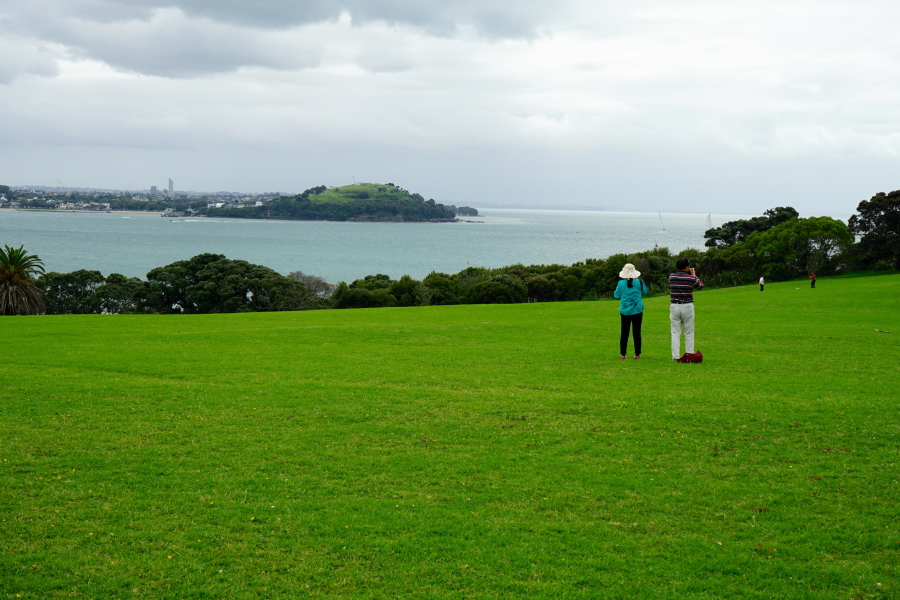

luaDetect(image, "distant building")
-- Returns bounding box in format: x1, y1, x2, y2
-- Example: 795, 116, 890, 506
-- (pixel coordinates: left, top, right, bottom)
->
168, 178, 174, 194
151, 186, 157, 194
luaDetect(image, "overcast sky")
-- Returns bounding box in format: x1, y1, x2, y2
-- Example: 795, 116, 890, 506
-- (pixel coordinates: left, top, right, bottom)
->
2, 0, 899, 215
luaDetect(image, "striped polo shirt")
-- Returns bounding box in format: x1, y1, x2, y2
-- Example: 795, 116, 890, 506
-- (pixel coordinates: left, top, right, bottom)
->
669, 271, 704, 303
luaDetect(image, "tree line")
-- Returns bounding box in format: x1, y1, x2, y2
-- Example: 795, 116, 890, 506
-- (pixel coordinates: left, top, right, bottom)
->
30, 254, 333, 315
2, 190, 898, 315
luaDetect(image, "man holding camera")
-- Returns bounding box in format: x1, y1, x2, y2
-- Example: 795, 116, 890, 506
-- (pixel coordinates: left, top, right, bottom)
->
669, 258, 704, 361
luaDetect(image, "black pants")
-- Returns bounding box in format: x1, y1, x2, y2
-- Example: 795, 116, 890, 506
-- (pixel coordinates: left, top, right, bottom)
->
620, 312, 643, 356
811, 280, 815, 288
760, 284, 764, 291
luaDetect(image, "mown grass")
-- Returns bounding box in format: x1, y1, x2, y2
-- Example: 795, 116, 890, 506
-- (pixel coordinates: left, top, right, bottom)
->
2, 274, 899, 599
318, 184, 395, 204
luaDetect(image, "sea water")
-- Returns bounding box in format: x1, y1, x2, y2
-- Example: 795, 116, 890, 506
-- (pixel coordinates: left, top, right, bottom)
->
0, 209, 747, 283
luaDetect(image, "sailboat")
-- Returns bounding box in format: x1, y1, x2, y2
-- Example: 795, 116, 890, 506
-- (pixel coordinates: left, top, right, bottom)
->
705, 213, 712, 230
658, 212, 665, 232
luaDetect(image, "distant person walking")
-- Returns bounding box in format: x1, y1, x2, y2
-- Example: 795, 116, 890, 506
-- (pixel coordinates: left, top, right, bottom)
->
669, 258, 704, 361
614, 263, 648, 359
759, 276, 764, 292
809, 273, 816, 289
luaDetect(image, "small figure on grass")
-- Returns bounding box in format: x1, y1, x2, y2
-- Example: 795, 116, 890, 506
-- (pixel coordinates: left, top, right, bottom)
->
759, 276, 764, 292
614, 263, 647, 360
809, 272, 816, 289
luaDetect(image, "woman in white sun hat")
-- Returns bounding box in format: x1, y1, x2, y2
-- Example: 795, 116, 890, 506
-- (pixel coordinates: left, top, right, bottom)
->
613, 263, 648, 359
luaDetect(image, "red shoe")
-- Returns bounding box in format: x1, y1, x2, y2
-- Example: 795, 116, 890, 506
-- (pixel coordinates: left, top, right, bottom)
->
620, 355, 626, 360
634, 355, 641, 360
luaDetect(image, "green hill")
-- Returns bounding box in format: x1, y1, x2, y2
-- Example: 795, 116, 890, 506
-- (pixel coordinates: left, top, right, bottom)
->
203, 183, 477, 222
2, 274, 898, 597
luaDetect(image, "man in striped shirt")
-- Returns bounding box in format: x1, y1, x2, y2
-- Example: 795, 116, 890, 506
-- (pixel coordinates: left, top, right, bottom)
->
669, 257, 704, 360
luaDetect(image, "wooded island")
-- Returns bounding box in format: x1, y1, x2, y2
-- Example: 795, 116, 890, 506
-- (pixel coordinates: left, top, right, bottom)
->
202, 183, 478, 222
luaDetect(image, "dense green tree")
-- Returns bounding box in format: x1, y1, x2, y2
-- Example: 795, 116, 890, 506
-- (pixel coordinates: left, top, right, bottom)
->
331, 282, 395, 309
0, 245, 46, 315
420, 272, 459, 305
144, 254, 300, 314
388, 275, 420, 307
704, 207, 799, 248
525, 276, 559, 302
39, 271, 148, 315
464, 275, 527, 304
742, 216, 852, 277
596, 253, 629, 294
37, 270, 105, 314
144, 253, 223, 314
350, 274, 394, 291
97, 273, 147, 314
191, 260, 299, 313
848, 190, 900, 269
452, 266, 488, 298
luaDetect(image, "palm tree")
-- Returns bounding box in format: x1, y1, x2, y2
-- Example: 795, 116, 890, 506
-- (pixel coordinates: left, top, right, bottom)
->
0, 245, 46, 315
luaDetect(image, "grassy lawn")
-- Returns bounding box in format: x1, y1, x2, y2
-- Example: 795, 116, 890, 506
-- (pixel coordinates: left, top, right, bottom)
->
317, 184, 394, 203
2, 274, 898, 598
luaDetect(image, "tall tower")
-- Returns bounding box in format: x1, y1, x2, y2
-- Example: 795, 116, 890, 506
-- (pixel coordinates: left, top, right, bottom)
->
168, 178, 174, 194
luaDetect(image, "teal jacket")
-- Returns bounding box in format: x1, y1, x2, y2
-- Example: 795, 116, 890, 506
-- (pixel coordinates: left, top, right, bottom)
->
614, 279, 647, 315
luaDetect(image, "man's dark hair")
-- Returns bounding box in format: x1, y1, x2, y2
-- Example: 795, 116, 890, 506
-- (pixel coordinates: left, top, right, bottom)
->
676, 257, 690, 270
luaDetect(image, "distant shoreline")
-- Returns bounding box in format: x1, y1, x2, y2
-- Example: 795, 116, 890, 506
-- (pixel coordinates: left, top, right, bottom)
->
203, 214, 460, 223
0, 208, 481, 222
2, 206, 795, 220
1, 208, 164, 216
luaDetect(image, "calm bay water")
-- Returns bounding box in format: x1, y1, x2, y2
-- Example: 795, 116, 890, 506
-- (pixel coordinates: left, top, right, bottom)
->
0, 209, 747, 283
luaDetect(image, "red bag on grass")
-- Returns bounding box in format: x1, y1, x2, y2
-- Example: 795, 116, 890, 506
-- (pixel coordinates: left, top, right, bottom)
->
678, 351, 703, 363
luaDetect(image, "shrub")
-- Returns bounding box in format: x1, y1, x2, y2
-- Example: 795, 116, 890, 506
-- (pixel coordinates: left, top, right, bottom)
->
464, 275, 526, 304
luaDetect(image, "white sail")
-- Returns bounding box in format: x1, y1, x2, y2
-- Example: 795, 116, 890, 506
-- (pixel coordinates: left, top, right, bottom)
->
705, 213, 711, 229
658, 212, 665, 231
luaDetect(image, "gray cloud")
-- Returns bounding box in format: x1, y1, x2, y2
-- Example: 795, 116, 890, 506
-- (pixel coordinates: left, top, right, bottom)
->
1, 0, 564, 79
63, 10, 321, 78
356, 47, 416, 74
57, 0, 562, 36
0, 36, 60, 84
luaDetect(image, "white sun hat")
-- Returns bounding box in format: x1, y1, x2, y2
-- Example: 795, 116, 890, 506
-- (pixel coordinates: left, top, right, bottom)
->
619, 263, 641, 278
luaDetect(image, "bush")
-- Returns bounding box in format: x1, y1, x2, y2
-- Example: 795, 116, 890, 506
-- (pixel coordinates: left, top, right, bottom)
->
464, 275, 527, 304
421, 272, 459, 305
332, 283, 395, 309
526, 276, 560, 302
389, 275, 420, 307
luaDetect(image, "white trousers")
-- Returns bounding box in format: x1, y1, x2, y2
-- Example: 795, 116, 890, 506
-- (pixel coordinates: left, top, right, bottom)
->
670, 303, 695, 359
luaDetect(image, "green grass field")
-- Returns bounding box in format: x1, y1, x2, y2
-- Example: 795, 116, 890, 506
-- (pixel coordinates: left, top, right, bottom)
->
318, 184, 393, 203
2, 274, 899, 599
